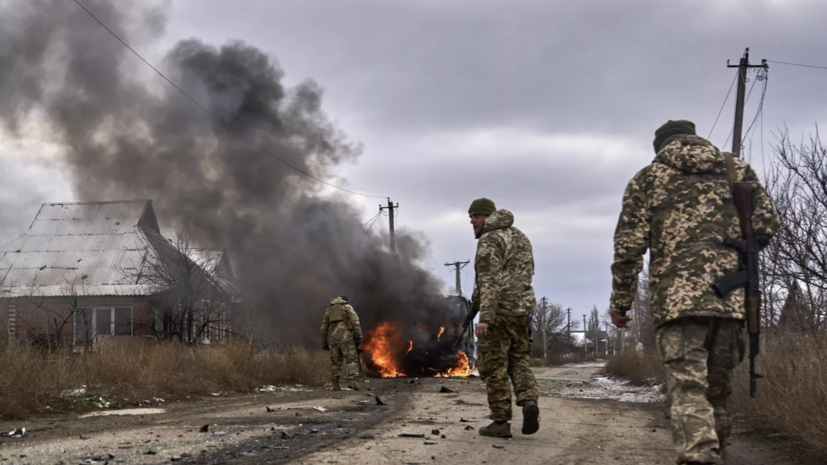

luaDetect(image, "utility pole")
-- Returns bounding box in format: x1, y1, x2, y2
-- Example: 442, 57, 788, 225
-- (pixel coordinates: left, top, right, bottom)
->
583, 314, 588, 358
540, 297, 548, 361
566, 307, 571, 341
727, 48, 768, 158
379, 198, 399, 252
444, 260, 470, 296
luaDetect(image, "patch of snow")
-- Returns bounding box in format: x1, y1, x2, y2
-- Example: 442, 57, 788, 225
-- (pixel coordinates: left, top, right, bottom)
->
80, 408, 165, 418
61, 386, 88, 397
547, 376, 664, 403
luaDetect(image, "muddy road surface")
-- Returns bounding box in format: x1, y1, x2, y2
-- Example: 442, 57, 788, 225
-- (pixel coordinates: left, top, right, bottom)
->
0, 363, 814, 464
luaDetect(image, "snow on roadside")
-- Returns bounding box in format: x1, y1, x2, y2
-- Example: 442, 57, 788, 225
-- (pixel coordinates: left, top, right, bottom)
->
545, 376, 665, 403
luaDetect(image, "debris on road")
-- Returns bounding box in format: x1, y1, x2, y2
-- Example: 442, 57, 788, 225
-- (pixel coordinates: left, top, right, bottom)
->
459, 418, 475, 423
313, 406, 328, 413
280, 431, 293, 440
492, 445, 505, 449
464, 425, 474, 431
375, 396, 387, 406
7, 428, 25, 438
398, 433, 426, 438
266, 406, 281, 412
438, 386, 457, 393
213, 431, 228, 437
424, 441, 437, 445
431, 429, 440, 435
199, 424, 210, 433
357, 432, 374, 440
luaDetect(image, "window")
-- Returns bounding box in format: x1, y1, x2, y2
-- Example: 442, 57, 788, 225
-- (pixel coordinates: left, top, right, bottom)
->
74, 306, 132, 344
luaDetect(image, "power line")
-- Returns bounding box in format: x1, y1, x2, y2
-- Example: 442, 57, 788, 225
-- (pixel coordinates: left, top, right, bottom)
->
767, 59, 827, 70
72, 0, 386, 199
708, 70, 738, 139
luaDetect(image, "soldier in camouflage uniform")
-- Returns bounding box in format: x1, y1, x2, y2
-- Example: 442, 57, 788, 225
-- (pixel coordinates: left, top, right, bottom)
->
321, 295, 363, 391
469, 198, 541, 439
609, 120, 780, 464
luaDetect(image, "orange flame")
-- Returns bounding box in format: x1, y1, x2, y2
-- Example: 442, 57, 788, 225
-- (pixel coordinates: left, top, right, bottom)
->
436, 350, 473, 378
406, 340, 413, 354
437, 326, 445, 341
363, 321, 406, 377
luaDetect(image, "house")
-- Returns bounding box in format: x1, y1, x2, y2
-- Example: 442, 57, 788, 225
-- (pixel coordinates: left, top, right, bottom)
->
0, 200, 238, 347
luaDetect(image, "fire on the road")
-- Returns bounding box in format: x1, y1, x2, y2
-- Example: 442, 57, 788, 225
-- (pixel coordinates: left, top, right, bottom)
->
362, 320, 474, 378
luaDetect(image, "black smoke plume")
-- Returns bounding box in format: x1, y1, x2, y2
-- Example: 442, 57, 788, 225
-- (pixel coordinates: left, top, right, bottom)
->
0, 0, 462, 347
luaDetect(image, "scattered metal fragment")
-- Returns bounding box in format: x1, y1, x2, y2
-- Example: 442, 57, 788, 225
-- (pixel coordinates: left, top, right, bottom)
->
266, 406, 280, 412
464, 425, 474, 431
280, 431, 293, 440
424, 441, 437, 445
431, 429, 440, 435
313, 406, 328, 413
398, 433, 426, 438
439, 386, 457, 393
7, 428, 25, 438
375, 396, 387, 406
199, 425, 210, 433
213, 431, 228, 437
492, 445, 505, 449
459, 418, 475, 423
357, 432, 374, 440
79, 434, 90, 440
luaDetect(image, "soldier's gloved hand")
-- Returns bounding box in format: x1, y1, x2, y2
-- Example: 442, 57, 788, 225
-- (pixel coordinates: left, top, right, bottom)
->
323, 344, 330, 351
610, 310, 632, 329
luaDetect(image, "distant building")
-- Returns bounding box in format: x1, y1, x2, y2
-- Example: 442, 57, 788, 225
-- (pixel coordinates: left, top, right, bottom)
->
0, 200, 238, 348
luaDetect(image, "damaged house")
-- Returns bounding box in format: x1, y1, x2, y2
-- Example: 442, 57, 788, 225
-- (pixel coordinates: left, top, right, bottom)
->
0, 200, 238, 348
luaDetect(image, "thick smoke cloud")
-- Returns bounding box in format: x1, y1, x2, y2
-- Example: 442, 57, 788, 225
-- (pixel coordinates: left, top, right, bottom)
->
0, 0, 451, 345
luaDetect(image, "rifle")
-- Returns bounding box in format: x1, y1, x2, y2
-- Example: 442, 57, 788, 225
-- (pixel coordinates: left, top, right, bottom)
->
354, 336, 366, 381
711, 181, 763, 398
450, 300, 478, 352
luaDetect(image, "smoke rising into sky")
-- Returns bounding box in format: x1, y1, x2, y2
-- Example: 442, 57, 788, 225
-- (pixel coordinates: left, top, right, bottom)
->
0, 0, 448, 344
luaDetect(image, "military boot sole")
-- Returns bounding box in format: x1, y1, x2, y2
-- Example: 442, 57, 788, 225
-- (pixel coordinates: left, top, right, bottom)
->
521, 402, 540, 435
479, 423, 513, 439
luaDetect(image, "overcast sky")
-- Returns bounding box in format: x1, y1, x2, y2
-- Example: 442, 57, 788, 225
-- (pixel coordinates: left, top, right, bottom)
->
2, 0, 827, 321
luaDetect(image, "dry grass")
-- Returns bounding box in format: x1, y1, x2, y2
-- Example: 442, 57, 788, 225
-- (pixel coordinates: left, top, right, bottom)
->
604, 348, 665, 385
731, 332, 827, 453
606, 332, 827, 454
530, 354, 600, 367
0, 341, 330, 419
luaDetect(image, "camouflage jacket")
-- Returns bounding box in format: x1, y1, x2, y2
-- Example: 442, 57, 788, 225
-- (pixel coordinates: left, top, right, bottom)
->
610, 135, 780, 328
321, 297, 363, 346
471, 209, 537, 323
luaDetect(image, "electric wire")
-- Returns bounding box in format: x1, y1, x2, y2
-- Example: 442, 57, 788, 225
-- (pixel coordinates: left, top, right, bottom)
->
72, 0, 386, 199
708, 70, 739, 139
767, 59, 827, 70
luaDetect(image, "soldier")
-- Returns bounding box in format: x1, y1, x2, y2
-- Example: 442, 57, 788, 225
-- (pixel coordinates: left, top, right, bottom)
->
609, 120, 780, 465
321, 295, 363, 391
468, 198, 541, 439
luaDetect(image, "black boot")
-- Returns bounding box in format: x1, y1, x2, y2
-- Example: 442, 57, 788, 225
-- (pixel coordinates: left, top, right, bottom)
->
479, 421, 512, 439
521, 400, 540, 434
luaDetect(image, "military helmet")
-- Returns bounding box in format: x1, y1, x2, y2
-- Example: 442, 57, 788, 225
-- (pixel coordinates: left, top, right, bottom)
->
339, 294, 349, 302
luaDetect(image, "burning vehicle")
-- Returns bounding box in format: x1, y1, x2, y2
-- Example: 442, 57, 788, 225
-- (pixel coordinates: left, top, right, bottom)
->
362, 295, 476, 378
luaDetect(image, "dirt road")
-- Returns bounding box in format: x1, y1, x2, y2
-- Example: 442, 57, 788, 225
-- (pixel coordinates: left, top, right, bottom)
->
0, 363, 814, 464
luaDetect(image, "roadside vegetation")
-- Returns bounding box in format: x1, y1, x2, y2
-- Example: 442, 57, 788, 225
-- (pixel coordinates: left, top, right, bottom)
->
0, 342, 329, 419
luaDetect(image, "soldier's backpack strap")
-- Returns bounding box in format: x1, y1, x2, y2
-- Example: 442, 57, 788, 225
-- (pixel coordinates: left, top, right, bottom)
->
722, 151, 737, 193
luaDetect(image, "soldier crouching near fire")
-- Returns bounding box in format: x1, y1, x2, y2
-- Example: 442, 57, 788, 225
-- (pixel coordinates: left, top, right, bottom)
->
468, 198, 540, 438
321, 295, 363, 391
609, 120, 780, 464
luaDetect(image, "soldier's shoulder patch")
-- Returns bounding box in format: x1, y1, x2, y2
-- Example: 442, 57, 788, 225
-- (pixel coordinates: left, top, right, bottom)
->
477, 254, 490, 272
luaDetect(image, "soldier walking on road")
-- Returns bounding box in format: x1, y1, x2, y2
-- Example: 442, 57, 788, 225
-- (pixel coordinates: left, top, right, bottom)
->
609, 120, 780, 464
321, 295, 363, 391
468, 198, 540, 439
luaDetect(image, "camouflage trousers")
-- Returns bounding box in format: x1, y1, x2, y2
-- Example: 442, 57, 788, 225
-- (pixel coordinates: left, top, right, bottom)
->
330, 341, 361, 385
478, 313, 540, 422
657, 317, 746, 465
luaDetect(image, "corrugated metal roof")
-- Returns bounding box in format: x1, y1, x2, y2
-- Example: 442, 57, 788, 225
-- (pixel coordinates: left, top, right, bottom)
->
0, 200, 168, 297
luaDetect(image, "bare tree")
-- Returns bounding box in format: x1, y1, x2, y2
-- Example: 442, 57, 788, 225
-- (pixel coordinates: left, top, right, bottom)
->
530, 298, 573, 360
761, 128, 827, 331
122, 229, 238, 344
